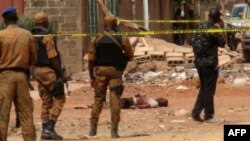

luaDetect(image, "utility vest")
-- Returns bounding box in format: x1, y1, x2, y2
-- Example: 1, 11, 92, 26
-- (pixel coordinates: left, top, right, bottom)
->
31, 26, 51, 67
94, 35, 128, 70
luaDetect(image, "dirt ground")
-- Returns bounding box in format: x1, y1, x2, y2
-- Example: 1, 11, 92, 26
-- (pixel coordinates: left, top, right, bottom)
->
7, 79, 250, 141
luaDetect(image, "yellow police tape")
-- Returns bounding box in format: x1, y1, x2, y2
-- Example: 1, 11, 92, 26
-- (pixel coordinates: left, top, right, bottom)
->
117, 19, 250, 24
33, 27, 250, 37
117, 19, 202, 24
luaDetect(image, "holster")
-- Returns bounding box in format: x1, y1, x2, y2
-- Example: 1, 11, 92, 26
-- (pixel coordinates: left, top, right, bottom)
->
110, 85, 124, 96
52, 79, 65, 97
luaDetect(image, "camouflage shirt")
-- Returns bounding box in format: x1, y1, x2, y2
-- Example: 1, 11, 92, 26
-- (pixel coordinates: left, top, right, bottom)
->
193, 20, 226, 67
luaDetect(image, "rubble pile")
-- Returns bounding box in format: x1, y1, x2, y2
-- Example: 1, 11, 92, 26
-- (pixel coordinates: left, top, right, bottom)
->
123, 67, 196, 84
129, 37, 243, 72
82, 37, 243, 73
123, 64, 250, 85
80, 36, 250, 85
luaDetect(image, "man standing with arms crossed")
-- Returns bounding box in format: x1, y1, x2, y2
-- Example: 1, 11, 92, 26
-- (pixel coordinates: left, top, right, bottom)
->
32, 11, 68, 140
0, 6, 37, 141
88, 16, 133, 138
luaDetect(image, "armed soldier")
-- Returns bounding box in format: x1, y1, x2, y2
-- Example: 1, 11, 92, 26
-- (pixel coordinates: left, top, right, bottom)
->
88, 16, 133, 138
31, 11, 68, 140
0, 6, 37, 141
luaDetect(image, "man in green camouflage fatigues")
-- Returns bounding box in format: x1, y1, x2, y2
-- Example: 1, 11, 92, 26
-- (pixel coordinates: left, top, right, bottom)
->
0, 6, 37, 141
88, 15, 133, 138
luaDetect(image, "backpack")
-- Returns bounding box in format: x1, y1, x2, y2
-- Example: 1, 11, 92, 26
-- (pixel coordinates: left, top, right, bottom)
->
191, 23, 212, 57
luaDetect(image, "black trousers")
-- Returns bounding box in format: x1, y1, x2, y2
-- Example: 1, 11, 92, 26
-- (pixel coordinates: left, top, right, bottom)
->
173, 34, 185, 45
192, 66, 218, 120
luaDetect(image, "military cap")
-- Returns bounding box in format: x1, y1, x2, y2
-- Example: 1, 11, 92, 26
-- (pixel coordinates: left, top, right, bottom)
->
2, 6, 16, 17
34, 11, 48, 24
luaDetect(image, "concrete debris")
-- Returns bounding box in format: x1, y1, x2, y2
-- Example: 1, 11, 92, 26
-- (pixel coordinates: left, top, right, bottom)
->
137, 61, 156, 73
176, 85, 189, 90
127, 36, 243, 69
123, 68, 195, 84
82, 36, 243, 72
218, 55, 232, 68
153, 61, 169, 71
144, 71, 164, 81
122, 64, 250, 85
217, 76, 226, 84
233, 78, 247, 86
77, 36, 250, 86
175, 66, 185, 72
125, 61, 138, 73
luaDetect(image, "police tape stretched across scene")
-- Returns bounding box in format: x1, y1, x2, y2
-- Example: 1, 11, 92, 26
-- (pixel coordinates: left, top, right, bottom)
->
33, 27, 250, 37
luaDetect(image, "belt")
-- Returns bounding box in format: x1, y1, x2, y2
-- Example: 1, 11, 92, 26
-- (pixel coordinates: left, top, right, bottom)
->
0, 68, 27, 73
34, 64, 51, 67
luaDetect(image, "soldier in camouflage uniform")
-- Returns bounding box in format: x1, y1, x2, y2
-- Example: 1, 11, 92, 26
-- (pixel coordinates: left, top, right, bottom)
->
88, 16, 133, 138
32, 11, 68, 140
0, 6, 37, 141
191, 8, 226, 123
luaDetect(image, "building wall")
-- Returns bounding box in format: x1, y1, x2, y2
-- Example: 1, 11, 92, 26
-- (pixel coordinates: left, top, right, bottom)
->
23, 0, 175, 73
134, 0, 173, 41
0, 0, 24, 22
25, 0, 85, 74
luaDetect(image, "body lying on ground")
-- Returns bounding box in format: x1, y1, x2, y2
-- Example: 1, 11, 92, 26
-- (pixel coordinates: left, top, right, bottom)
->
121, 94, 168, 109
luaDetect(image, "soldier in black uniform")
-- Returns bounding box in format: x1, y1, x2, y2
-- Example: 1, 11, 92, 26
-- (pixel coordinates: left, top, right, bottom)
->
191, 7, 226, 123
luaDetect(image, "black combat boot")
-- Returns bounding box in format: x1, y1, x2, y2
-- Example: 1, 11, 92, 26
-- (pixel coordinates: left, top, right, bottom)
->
41, 120, 63, 140
111, 124, 120, 138
89, 123, 97, 136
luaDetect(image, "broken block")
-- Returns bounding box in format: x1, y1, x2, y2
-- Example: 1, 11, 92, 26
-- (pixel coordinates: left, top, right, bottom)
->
184, 53, 194, 58
218, 55, 232, 67
184, 53, 195, 68
174, 47, 193, 53
134, 55, 152, 64
165, 52, 184, 59
155, 46, 174, 53
148, 51, 165, 61
134, 51, 146, 57
166, 57, 185, 67
135, 47, 155, 52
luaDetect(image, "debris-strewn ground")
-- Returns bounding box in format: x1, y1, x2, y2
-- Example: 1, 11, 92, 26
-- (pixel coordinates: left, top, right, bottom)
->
7, 79, 250, 141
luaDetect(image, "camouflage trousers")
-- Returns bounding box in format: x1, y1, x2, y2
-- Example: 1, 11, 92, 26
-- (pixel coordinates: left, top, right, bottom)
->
0, 71, 36, 141
33, 67, 66, 123
90, 66, 123, 124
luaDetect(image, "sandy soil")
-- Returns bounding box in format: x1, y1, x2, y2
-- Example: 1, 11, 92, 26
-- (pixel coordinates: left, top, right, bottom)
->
7, 80, 250, 141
